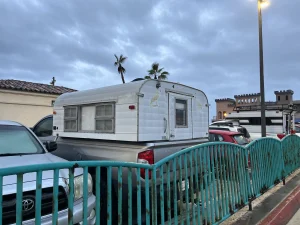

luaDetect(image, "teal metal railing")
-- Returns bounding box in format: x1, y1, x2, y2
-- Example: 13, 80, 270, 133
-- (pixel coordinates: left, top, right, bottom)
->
247, 138, 284, 199
282, 135, 300, 176
1, 135, 300, 225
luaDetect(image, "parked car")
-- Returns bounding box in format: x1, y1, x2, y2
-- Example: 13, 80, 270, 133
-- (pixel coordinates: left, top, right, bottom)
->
0, 120, 96, 225
209, 121, 252, 142
209, 130, 249, 145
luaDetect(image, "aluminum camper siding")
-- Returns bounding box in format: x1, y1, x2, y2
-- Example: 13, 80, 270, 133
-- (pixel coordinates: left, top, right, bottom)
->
138, 81, 209, 141
53, 80, 209, 142
53, 81, 141, 141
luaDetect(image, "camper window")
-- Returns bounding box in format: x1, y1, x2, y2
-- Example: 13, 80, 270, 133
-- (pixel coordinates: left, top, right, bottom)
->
175, 99, 188, 127
64, 106, 78, 131
95, 103, 115, 133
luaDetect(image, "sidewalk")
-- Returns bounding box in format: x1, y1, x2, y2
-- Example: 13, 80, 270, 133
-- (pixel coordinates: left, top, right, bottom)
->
287, 209, 300, 225
220, 168, 300, 225
257, 183, 300, 225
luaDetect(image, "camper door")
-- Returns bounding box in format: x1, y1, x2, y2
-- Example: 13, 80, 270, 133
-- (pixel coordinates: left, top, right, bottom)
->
168, 93, 193, 140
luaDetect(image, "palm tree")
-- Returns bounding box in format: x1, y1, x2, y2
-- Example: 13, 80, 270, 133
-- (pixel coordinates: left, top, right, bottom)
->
145, 62, 169, 80
114, 54, 127, 83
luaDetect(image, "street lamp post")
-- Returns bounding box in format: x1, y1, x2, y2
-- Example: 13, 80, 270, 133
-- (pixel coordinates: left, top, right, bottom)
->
257, 0, 269, 137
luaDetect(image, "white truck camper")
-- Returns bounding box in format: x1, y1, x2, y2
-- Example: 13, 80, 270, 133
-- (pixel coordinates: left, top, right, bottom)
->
53, 79, 209, 142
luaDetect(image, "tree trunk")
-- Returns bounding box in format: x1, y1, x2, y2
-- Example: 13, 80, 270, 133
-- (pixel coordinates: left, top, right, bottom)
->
121, 71, 125, 83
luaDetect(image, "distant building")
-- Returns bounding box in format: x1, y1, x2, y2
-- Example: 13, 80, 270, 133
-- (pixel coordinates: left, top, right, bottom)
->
0, 79, 76, 126
214, 98, 235, 121
214, 89, 300, 123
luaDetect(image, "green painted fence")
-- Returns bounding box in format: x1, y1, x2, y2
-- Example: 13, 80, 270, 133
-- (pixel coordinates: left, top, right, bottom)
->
1, 135, 300, 225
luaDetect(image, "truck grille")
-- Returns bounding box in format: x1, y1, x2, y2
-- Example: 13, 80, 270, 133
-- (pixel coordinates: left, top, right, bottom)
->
2, 186, 68, 225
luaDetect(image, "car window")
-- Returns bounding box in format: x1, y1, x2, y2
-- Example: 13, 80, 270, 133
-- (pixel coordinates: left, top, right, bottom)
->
0, 125, 44, 155
233, 134, 248, 145
34, 117, 53, 137
217, 135, 224, 141
209, 133, 215, 141
296, 126, 300, 133
209, 134, 224, 142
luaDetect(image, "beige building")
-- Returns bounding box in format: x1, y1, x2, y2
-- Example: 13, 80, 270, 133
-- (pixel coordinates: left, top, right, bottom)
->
0, 79, 76, 126
215, 98, 235, 121
214, 89, 300, 123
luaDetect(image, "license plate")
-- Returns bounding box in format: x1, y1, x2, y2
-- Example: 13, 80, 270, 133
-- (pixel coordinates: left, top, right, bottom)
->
179, 180, 189, 191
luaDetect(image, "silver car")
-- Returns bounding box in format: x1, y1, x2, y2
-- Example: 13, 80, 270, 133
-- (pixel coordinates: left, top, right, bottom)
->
0, 121, 96, 225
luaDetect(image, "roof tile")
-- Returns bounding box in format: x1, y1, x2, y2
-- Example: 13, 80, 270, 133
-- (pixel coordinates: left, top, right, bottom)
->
0, 79, 76, 95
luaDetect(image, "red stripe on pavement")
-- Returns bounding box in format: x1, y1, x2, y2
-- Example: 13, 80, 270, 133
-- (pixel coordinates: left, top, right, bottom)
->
258, 185, 300, 225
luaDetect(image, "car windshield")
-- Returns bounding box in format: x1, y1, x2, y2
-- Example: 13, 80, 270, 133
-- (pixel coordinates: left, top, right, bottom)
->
0, 125, 44, 156
233, 134, 248, 145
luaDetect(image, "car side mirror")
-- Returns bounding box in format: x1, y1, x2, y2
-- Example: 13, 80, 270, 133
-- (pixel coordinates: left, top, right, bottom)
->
44, 141, 57, 152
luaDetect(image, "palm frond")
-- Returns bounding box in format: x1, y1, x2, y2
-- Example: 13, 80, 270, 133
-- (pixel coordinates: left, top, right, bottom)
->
160, 71, 169, 76
114, 54, 119, 62
148, 69, 155, 75
158, 68, 164, 73
158, 74, 167, 80
119, 56, 127, 63
114, 62, 118, 66
152, 62, 159, 71
117, 66, 123, 74
144, 75, 151, 79
122, 66, 126, 74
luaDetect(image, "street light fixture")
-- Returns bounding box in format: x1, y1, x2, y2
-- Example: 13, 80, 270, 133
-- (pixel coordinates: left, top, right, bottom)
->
257, 0, 270, 137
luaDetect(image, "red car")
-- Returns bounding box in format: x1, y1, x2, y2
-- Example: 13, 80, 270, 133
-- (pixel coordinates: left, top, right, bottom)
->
209, 130, 249, 145
209, 129, 251, 168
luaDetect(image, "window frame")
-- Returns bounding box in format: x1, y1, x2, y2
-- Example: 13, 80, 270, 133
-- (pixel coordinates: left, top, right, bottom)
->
94, 103, 115, 133
33, 117, 53, 137
64, 106, 78, 132
175, 98, 188, 128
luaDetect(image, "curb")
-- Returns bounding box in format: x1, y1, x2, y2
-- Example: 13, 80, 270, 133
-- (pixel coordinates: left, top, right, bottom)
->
258, 185, 300, 225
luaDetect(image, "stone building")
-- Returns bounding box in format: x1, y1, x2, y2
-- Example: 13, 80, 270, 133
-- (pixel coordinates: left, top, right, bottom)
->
214, 98, 235, 121
214, 89, 300, 123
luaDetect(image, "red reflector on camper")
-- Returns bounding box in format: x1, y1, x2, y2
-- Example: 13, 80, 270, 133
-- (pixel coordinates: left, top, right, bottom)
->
138, 149, 154, 179
129, 105, 135, 110
53, 111, 57, 115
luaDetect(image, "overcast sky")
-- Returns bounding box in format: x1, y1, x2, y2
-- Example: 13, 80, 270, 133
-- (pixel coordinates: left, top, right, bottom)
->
0, 0, 299, 118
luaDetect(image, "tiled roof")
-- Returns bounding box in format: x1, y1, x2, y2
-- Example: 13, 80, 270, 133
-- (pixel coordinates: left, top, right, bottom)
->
0, 79, 77, 95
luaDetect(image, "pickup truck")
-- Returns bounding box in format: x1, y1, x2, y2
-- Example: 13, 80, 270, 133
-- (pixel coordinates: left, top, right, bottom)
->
32, 80, 210, 224
0, 120, 96, 225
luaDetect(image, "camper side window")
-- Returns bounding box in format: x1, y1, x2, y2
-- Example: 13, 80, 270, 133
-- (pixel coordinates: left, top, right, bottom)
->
175, 99, 188, 127
64, 106, 78, 132
95, 103, 115, 133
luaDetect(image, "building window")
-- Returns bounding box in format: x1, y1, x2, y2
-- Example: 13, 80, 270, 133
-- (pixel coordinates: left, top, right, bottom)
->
218, 111, 222, 119
95, 103, 115, 133
175, 99, 188, 127
278, 96, 281, 101
286, 95, 288, 100
51, 100, 55, 106
64, 107, 78, 131
223, 111, 227, 118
